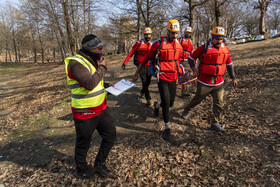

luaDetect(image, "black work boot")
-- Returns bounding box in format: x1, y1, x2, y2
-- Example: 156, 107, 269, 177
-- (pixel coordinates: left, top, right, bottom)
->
93, 162, 112, 178
75, 167, 94, 179
163, 128, 171, 141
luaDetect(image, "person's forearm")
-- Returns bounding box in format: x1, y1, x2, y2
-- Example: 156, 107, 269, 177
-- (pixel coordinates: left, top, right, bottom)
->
226, 64, 236, 79
135, 63, 144, 75
188, 57, 196, 68
70, 60, 107, 90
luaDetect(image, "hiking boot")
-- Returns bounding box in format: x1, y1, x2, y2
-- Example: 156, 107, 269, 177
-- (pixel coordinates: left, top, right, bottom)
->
181, 109, 189, 119
146, 99, 151, 106
75, 168, 94, 179
154, 102, 160, 117
93, 162, 112, 178
163, 129, 171, 141
209, 125, 225, 132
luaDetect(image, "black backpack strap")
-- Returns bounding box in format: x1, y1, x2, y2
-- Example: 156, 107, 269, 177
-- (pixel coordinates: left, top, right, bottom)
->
201, 40, 209, 60
133, 40, 141, 66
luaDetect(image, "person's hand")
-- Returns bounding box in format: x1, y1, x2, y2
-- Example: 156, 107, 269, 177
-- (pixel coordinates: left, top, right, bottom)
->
232, 79, 237, 87
122, 63, 126, 70
99, 57, 107, 67
109, 83, 115, 87
132, 73, 138, 82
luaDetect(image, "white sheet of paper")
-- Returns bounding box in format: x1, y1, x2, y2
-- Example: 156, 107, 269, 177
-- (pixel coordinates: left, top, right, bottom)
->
105, 79, 135, 96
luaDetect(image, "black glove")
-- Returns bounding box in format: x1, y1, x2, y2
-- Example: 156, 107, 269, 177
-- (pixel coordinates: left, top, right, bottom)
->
122, 63, 126, 70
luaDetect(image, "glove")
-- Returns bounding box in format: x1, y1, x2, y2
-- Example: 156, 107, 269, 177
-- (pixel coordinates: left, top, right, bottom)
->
122, 63, 126, 70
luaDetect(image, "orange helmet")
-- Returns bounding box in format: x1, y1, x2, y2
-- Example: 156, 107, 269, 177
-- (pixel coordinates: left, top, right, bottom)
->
185, 26, 192, 33
211, 26, 226, 36
143, 27, 152, 34
167, 19, 180, 32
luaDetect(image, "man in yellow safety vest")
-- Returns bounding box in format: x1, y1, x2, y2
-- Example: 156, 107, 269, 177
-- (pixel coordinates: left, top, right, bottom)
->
65, 34, 116, 179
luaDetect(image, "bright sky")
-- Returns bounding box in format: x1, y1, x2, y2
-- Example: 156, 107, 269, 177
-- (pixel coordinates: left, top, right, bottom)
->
0, 0, 21, 8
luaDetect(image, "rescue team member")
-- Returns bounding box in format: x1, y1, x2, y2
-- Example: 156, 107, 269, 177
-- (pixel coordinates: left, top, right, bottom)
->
182, 27, 238, 132
65, 34, 116, 179
178, 26, 194, 96
122, 27, 153, 105
133, 19, 183, 141
178, 26, 194, 67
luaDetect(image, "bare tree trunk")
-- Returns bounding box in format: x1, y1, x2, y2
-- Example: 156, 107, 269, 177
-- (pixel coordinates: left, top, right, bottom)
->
146, 0, 150, 27
136, 0, 141, 40
18, 44, 21, 63
12, 29, 18, 63
214, 0, 229, 26
83, 0, 87, 33
259, 1, 266, 34
62, 0, 75, 55
38, 33, 44, 63
189, 1, 195, 43
8, 50, 12, 62
184, 0, 208, 44
88, 0, 91, 33
31, 30, 37, 63
5, 37, 8, 63
48, 0, 66, 60
53, 48, 56, 63
214, 0, 221, 26
70, 0, 79, 52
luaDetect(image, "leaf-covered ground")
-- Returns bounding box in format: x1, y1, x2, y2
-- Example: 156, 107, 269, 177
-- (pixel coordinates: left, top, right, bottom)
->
0, 38, 279, 186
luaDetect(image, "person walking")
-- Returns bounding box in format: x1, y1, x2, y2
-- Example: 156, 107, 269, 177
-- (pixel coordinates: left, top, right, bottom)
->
178, 26, 194, 96
178, 26, 194, 67
122, 27, 153, 105
133, 19, 183, 141
181, 26, 238, 132
64, 34, 116, 179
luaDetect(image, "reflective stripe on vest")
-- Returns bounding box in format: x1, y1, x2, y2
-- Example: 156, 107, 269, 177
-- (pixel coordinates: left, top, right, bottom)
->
72, 89, 105, 99
70, 56, 93, 75
68, 83, 81, 89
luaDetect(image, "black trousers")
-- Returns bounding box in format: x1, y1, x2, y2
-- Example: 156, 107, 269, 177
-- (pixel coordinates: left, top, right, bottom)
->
74, 107, 116, 171
139, 66, 152, 101
157, 79, 177, 123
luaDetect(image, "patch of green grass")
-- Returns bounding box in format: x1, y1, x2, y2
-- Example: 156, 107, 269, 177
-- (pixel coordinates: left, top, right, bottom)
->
170, 173, 176, 179
133, 170, 139, 176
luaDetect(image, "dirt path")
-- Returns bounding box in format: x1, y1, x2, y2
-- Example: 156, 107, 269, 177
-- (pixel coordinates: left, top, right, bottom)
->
0, 38, 279, 186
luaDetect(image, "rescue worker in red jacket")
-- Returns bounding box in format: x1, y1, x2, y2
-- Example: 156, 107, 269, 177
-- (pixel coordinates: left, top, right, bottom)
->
178, 26, 194, 66
122, 27, 153, 105
178, 26, 194, 96
65, 34, 116, 179
133, 19, 183, 141
181, 26, 238, 132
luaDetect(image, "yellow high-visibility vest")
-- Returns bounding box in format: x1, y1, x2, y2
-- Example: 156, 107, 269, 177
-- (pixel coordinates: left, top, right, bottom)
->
64, 54, 106, 109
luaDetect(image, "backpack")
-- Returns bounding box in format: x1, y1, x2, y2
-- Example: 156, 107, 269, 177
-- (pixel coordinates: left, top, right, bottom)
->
200, 39, 210, 61
133, 41, 141, 66
149, 39, 162, 78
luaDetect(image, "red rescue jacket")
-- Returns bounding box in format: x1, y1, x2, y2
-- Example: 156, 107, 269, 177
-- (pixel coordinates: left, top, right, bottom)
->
159, 36, 183, 73
179, 37, 193, 60
136, 39, 151, 66
123, 39, 151, 66
199, 43, 229, 76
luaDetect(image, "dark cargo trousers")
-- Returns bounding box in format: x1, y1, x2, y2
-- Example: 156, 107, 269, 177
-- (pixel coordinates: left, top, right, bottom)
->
139, 66, 152, 101
185, 82, 224, 125
74, 107, 116, 171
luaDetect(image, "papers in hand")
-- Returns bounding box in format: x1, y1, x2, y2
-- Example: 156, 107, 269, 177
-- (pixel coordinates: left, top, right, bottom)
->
105, 79, 135, 96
